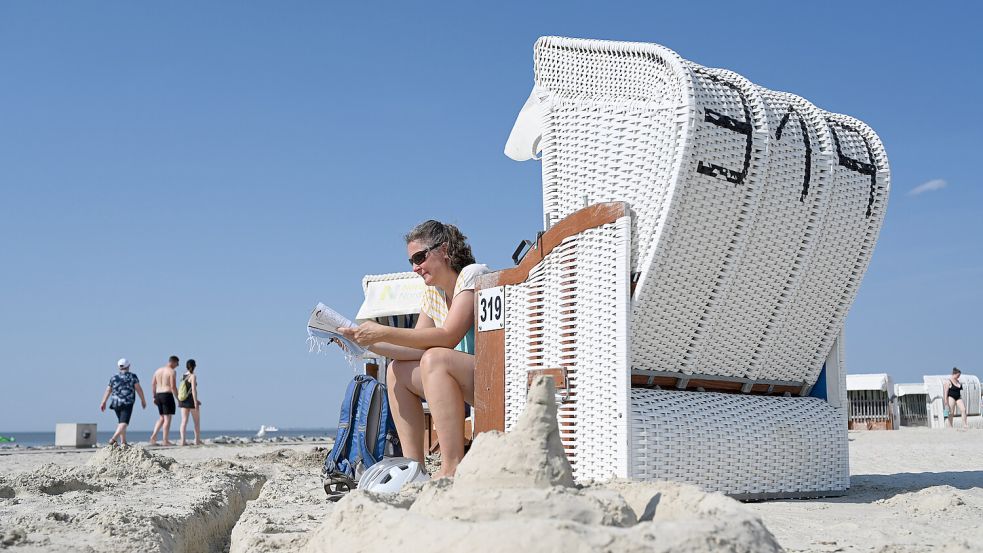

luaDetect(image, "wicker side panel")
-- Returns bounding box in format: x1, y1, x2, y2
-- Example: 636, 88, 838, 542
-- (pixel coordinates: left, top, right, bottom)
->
503, 218, 632, 480
628, 66, 769, 377
755, 115, 890, 383
689, 91, 834, 380
630, 389, 849, 495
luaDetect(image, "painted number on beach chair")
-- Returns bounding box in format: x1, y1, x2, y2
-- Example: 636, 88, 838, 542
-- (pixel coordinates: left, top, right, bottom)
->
695, 72, 753, 186
477, 286, 505, 332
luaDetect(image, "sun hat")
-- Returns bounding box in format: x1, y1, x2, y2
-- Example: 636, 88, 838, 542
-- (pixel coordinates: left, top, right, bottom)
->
117, 358, 130, 369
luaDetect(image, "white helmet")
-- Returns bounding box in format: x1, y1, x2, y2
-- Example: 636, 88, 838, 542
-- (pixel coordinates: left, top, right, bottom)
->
358, 457, 429, 494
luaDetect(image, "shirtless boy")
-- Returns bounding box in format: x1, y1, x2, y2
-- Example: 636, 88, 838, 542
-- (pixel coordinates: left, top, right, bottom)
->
149, 355, 179, 446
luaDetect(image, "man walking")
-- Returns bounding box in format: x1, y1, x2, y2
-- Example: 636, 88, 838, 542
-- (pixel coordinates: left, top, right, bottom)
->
149, 355, 179, 446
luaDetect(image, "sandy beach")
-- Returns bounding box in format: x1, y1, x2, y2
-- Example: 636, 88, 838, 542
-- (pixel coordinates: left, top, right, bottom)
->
1, 410, 981, 552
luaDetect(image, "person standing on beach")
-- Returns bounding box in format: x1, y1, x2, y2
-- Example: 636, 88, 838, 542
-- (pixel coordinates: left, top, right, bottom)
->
149, 355, 179, 446
178, 359, 202, 446
942, 367, 969, 430
99, 358, 147, 446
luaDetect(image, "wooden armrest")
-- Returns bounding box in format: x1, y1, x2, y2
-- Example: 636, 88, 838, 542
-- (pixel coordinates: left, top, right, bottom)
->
473, 202, 630, 435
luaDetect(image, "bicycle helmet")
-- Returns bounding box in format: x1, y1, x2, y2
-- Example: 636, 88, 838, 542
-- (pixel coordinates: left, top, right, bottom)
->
357, 457, 429, 494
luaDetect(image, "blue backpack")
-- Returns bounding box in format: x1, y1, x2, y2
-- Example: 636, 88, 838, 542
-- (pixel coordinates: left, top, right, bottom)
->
322, 374, 400, 501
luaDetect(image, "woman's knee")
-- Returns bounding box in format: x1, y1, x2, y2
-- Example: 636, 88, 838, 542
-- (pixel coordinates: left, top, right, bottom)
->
420, 348, 455, 379
388, 360, 414, 385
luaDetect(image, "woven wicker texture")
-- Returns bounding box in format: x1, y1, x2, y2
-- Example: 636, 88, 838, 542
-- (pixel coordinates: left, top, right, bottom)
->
504, 217, 632, 480
629, 389, 849, 495
527, 36, 890, 384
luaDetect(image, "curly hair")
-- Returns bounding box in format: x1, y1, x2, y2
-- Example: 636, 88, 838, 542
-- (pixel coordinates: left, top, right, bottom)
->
405, 220, 476, 273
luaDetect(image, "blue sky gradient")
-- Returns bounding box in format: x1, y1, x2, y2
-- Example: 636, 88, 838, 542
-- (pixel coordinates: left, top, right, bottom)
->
1, 2, 980, 431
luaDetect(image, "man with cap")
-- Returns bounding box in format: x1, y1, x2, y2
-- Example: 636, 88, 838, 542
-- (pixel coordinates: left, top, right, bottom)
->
100, 358, 147, 446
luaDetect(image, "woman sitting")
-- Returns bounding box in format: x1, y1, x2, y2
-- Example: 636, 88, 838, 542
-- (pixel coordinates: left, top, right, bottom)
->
337, 220, 488, 478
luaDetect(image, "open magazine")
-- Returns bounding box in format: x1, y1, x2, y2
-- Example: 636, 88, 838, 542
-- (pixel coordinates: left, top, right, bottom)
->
307, 302, 366, 368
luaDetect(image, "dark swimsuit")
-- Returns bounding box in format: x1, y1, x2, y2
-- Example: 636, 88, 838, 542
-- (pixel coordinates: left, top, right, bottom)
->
155, 392, 176, 415
947, 381, 962, 401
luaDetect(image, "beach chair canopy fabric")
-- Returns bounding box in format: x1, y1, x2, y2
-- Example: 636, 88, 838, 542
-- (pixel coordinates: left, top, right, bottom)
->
895, 383, 927, 397
355, 272, 425, 323
506, 37, 890, 388
846, 373, 894, 394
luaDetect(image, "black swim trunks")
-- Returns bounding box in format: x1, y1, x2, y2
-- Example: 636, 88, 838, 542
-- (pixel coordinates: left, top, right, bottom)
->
113, 403, 134, 425
155, 392, 176, 416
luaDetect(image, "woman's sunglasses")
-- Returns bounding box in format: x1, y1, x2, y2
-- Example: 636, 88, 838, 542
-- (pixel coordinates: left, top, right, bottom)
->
408, 243, 444, 266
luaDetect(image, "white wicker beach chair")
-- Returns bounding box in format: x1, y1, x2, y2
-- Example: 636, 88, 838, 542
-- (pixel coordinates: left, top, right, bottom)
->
508, 36, 890, 385
474, 37, 890, 498
846, 373, 899, 430
895, 382, 930, 427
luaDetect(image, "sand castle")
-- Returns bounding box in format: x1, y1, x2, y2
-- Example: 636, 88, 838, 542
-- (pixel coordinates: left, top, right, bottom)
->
301, 377, 784, 553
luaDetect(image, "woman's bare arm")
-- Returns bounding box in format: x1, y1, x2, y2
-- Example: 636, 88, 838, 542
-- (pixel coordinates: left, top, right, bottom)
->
347, 291, 476, 350
191, 375, 200, 406
362, 313, 435, 360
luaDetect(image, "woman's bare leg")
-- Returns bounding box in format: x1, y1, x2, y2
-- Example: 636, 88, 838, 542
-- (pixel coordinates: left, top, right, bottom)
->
947, 397, 956, 427
180, 409, 190, 445
957, 399, 968, 429
192, 408, 202, 444
388, 359, 426, 462
120, 424, 127, 445
420, 348, 475, 478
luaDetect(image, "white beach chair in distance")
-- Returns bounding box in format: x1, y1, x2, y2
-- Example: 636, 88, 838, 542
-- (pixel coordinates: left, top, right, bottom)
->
845, 373, 899, 430
895, 382, 930, 427
474, 37, 890, 499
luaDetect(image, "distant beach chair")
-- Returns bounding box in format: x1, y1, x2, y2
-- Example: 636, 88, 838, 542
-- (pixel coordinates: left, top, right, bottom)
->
895, 382, 930, 427
846, 374, 899, 430
473, 36, 890, 499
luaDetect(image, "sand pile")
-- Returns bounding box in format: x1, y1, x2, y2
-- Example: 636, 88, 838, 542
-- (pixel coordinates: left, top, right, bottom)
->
87, 442, 177, 476
0, 446, 265, 552
301, 377, 783, 553
236, 447, 329, 470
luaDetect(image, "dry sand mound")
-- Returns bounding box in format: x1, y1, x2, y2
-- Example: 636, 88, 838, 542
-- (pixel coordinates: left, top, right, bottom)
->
0, 446, 265, 552
301, 377, 783, 553
228, 448, 335, 553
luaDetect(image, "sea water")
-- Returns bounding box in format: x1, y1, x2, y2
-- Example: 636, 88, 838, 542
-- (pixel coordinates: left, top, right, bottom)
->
0, 429, 334, 448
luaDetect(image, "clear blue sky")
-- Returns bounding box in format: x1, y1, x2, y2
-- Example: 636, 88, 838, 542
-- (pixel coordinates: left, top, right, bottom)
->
1, 2, 980, 432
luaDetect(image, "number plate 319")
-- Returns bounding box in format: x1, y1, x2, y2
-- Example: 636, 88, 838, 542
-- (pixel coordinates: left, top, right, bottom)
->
477, 286, 505, 332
